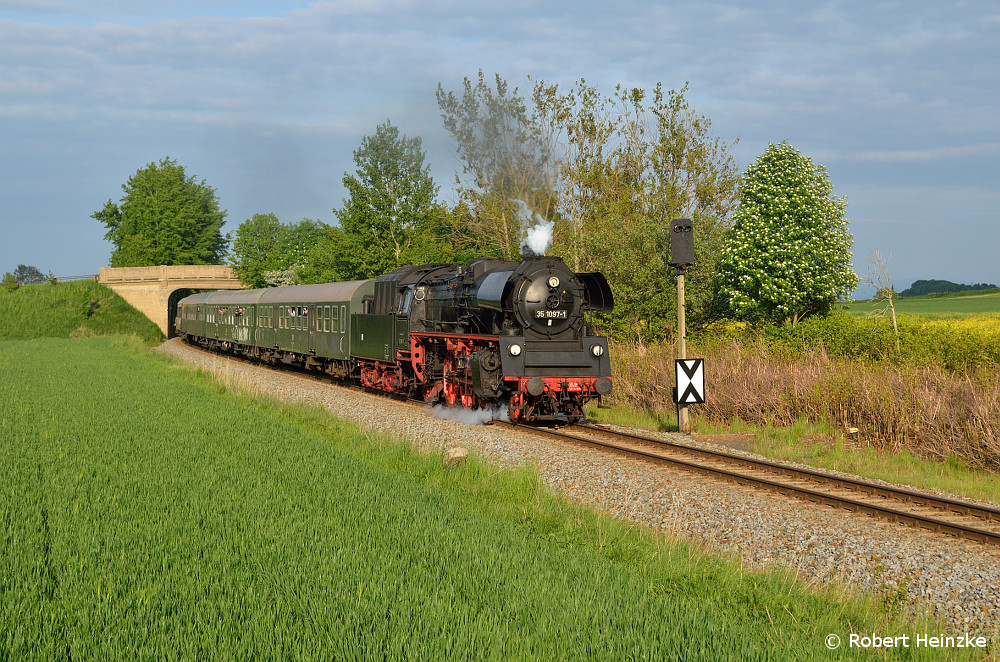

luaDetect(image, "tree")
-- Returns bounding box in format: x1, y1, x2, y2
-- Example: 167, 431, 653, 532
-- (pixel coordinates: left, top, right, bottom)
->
532, 80, 740, 340
862, 249, 900, 355
229, 213, 284, 288
93, 157, 227, 267
228, 215, 324, 288
717, 141, 858, 326
12, 264, 46, 285
303, 120, 444, 282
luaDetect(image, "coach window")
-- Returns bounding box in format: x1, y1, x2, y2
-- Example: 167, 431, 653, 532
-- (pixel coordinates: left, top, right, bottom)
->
340, 305, 347, 333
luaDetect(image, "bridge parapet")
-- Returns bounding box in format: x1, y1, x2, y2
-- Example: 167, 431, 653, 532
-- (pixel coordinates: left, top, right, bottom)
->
99, 265, 239, 283
99, 265, 243, 336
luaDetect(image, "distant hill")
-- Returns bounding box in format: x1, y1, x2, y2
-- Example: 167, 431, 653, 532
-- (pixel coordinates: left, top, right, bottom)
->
899, 279, 999, 298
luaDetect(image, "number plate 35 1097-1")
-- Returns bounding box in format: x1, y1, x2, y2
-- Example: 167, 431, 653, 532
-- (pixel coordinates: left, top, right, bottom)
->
535, 310, 568, 319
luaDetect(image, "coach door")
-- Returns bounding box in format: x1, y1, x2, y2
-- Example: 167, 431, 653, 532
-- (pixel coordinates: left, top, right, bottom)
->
314, 305, 335, 358
340, 305, 347, 357
256, 305, 275, 348
290, 305, 309, 351
308, 305, 316, 354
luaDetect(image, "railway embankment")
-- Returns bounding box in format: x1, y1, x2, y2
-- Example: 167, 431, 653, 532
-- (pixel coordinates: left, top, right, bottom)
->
0, 279, 162, 344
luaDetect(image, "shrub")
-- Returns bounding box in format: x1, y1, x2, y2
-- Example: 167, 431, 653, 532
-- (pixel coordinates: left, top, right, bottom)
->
1, 272, 18, 292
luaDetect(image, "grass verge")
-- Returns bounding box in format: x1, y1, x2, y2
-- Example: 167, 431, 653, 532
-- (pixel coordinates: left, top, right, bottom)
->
0, 336, 977, 660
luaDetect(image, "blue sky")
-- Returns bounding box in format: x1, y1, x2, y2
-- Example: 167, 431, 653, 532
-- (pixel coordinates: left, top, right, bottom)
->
2, 1, 998, 294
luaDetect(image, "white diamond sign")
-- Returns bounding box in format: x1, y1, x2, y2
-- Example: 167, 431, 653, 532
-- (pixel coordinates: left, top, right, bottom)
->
674, 359, 705, 404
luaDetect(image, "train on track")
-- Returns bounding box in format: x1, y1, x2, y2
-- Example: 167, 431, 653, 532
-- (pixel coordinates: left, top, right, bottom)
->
176, 255, 614, 422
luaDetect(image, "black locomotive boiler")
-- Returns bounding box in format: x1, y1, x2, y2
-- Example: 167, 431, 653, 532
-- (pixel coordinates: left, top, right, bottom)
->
176, 255, 614, 422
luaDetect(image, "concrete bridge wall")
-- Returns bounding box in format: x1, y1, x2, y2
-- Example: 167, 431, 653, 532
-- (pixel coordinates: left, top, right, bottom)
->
99, 265, 243, 337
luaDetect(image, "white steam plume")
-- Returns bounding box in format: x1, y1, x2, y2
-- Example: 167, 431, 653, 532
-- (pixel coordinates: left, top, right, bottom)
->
513, 199, 554, 257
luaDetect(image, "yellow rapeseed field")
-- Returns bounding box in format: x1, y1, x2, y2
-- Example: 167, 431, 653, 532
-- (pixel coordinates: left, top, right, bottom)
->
918, 313, 1000, 336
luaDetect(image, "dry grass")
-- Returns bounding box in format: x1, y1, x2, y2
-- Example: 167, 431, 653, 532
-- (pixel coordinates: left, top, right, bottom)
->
609, 339, 1000, 472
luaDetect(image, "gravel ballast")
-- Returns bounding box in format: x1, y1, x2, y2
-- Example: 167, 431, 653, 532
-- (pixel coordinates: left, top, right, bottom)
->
157, 339, 1000, 635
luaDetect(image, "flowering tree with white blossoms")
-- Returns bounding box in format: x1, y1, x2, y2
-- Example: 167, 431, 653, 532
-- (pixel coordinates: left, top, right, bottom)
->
717, 141, 858, 326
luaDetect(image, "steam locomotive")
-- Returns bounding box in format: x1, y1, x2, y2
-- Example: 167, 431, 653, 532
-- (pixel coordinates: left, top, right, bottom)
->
176, 255, 613, 422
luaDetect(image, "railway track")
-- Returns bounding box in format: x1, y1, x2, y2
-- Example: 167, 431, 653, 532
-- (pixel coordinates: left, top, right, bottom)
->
505, 421, 1000, 547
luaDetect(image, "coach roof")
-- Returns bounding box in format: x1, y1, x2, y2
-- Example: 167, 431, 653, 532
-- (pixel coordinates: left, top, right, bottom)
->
178, 280, 372, 307
256, 280, 371, 304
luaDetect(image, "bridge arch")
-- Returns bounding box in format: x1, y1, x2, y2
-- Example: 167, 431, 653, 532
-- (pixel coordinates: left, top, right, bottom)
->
99, 265, 243, 337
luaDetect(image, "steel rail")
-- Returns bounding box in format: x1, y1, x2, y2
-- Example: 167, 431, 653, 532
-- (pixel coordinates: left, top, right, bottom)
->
510, 423, 1000, 547
578, 423, 1000, 522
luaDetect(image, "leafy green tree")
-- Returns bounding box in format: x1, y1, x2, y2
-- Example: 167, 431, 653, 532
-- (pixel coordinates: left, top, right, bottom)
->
717, 141, 858, 326
302, 120, 445, 282
93, 157, 227, 267
12, 264, 46, 285
228, 215, 324, 288
532, 80, 740, 340
229, 213, 284, 288
437, 74, 739, 340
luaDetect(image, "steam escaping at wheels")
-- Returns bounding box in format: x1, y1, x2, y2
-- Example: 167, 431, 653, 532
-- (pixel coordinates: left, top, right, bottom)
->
428, 404, 510, 425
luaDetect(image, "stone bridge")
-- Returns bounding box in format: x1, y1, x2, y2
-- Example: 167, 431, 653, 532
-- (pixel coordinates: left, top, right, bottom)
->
99, 265, 243, 337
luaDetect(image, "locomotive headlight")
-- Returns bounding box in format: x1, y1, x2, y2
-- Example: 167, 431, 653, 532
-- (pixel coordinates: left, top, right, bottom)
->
508, 343, 523, 357
591, 343, 605, 357
547, 276, 560, 288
